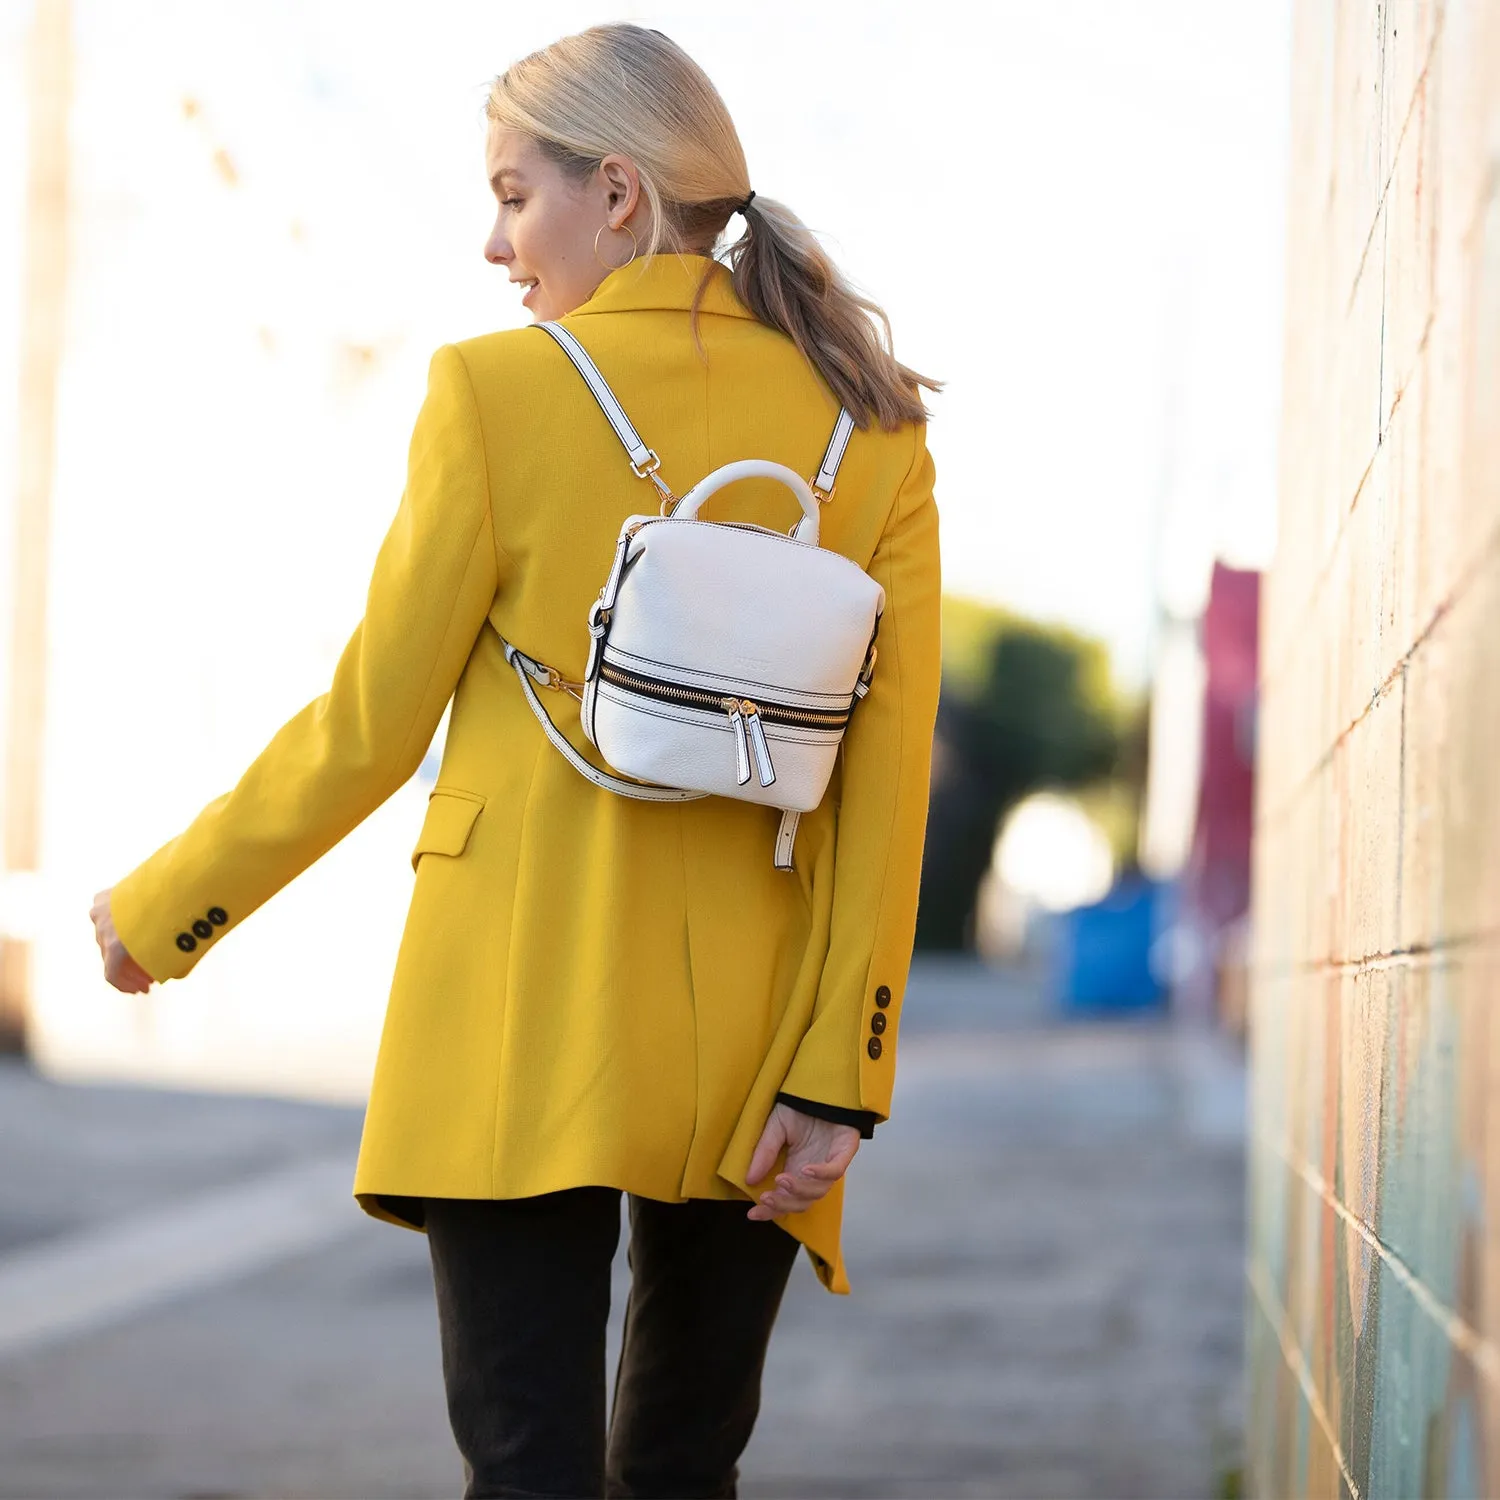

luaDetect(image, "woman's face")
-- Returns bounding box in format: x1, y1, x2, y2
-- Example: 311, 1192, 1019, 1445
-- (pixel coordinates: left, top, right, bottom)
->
483, 127, 643, 322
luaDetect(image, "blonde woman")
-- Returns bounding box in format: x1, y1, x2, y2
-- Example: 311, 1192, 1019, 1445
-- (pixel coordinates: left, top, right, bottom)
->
90, 22, 941, 1499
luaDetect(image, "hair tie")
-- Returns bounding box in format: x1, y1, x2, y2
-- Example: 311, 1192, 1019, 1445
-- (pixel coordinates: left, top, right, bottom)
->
738, 189, 756, 215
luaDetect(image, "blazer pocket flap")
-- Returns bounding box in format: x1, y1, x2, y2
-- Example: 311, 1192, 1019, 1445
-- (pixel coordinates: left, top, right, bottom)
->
411, 788, 486, 870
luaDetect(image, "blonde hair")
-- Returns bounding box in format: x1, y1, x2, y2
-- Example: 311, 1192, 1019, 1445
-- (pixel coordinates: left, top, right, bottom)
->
485, 23, 941, 431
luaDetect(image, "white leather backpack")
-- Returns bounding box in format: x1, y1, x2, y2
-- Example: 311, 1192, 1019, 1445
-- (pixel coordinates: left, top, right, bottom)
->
495, 320, 885, 871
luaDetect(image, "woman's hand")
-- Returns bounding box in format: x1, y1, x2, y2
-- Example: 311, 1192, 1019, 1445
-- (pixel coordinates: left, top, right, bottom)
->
745, 1101, 861, 1222
89, 888, 155, 994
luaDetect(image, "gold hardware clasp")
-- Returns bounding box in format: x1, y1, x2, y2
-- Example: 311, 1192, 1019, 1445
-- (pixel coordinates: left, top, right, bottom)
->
542, 666, 586, 702
629, 448, 679, 511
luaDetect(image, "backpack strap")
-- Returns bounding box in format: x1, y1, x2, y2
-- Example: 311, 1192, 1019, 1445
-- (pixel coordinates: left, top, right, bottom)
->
774, 810, 800, 870
536, 322, 676, 504
496, 631, 800, 869
535, 320, 856, 506
813, 408, 856, 498
499, 633, 708, 804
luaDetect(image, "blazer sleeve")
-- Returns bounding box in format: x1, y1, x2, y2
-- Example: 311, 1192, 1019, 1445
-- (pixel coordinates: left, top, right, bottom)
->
776, 420, 941, 1122
109, 344, 501, 985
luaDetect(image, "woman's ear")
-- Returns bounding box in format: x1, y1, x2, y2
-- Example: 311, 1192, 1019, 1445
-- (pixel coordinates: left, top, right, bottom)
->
598, 153, 641, 225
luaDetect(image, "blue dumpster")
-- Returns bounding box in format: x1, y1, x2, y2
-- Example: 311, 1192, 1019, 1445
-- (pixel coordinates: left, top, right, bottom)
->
1049, 873, 1171, 1015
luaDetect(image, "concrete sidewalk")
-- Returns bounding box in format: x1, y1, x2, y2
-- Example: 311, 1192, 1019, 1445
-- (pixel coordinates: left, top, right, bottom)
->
0, 957, 1247, 1499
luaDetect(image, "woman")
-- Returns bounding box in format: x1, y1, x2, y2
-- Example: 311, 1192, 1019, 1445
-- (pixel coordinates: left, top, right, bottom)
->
89, 22, 941, 1500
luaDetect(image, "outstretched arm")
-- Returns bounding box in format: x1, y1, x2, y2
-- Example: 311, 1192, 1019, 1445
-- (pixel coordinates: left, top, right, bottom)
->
103, 344, 503, 986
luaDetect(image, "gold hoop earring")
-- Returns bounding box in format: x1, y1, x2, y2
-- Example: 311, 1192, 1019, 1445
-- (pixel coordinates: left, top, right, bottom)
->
594, 221, 638, 271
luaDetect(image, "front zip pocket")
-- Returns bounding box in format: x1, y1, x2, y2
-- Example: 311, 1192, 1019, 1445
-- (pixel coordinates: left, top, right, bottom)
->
597, 661, 853, 731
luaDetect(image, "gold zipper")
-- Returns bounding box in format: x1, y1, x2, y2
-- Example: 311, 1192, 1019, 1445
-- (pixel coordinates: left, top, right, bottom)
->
599, 662, 850, 729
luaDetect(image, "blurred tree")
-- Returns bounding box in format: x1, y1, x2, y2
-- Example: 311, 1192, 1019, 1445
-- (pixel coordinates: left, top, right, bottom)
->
916, 597, 1127, 950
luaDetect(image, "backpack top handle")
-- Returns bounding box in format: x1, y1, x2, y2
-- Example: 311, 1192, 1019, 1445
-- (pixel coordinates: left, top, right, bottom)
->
671, 460, 822, 545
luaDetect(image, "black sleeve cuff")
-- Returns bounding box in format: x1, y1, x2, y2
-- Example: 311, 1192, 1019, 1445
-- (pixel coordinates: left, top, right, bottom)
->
775, 1091, 879, 1139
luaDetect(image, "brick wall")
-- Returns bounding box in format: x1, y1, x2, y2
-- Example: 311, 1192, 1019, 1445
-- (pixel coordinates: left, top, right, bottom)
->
1248, 2, 1500, 1495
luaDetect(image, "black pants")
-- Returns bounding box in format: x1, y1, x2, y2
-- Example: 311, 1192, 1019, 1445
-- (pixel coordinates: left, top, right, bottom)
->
420, 1188, 801, 1499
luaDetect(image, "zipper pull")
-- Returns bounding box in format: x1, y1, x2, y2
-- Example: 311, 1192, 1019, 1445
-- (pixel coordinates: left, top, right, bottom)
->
742, 700, 777, 787
723, 697, 752, 785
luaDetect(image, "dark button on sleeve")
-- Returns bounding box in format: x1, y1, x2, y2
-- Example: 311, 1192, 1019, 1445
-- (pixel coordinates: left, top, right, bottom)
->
870, 1011, 888, 1035
175, 932, 197, 953
206, 907, 228, 926
874, 985, 892, 1008
866, 1035, 883, 1060
191, 919, 214, 940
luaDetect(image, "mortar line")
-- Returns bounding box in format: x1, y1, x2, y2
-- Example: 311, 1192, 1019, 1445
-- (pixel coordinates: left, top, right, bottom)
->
1255, 1127, 1500, 1388
1264, 2, 1442, 693
1259, 11, 1466, 820
1345, 1, 1442, 323
1245, 1255, 1360, 1498
1256, 932, 1497, 981
1258, 294, 1431, 706
1257, 499, 1500, 831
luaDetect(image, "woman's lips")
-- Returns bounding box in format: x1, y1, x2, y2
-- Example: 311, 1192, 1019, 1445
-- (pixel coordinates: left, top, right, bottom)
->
522, 281, 540, 308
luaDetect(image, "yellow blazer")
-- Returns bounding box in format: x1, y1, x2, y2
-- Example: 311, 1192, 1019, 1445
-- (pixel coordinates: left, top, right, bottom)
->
109, 252, 942, 1293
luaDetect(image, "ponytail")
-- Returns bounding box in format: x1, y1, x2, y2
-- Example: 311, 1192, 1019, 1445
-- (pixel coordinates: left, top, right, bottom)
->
710, 196, 940, 431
